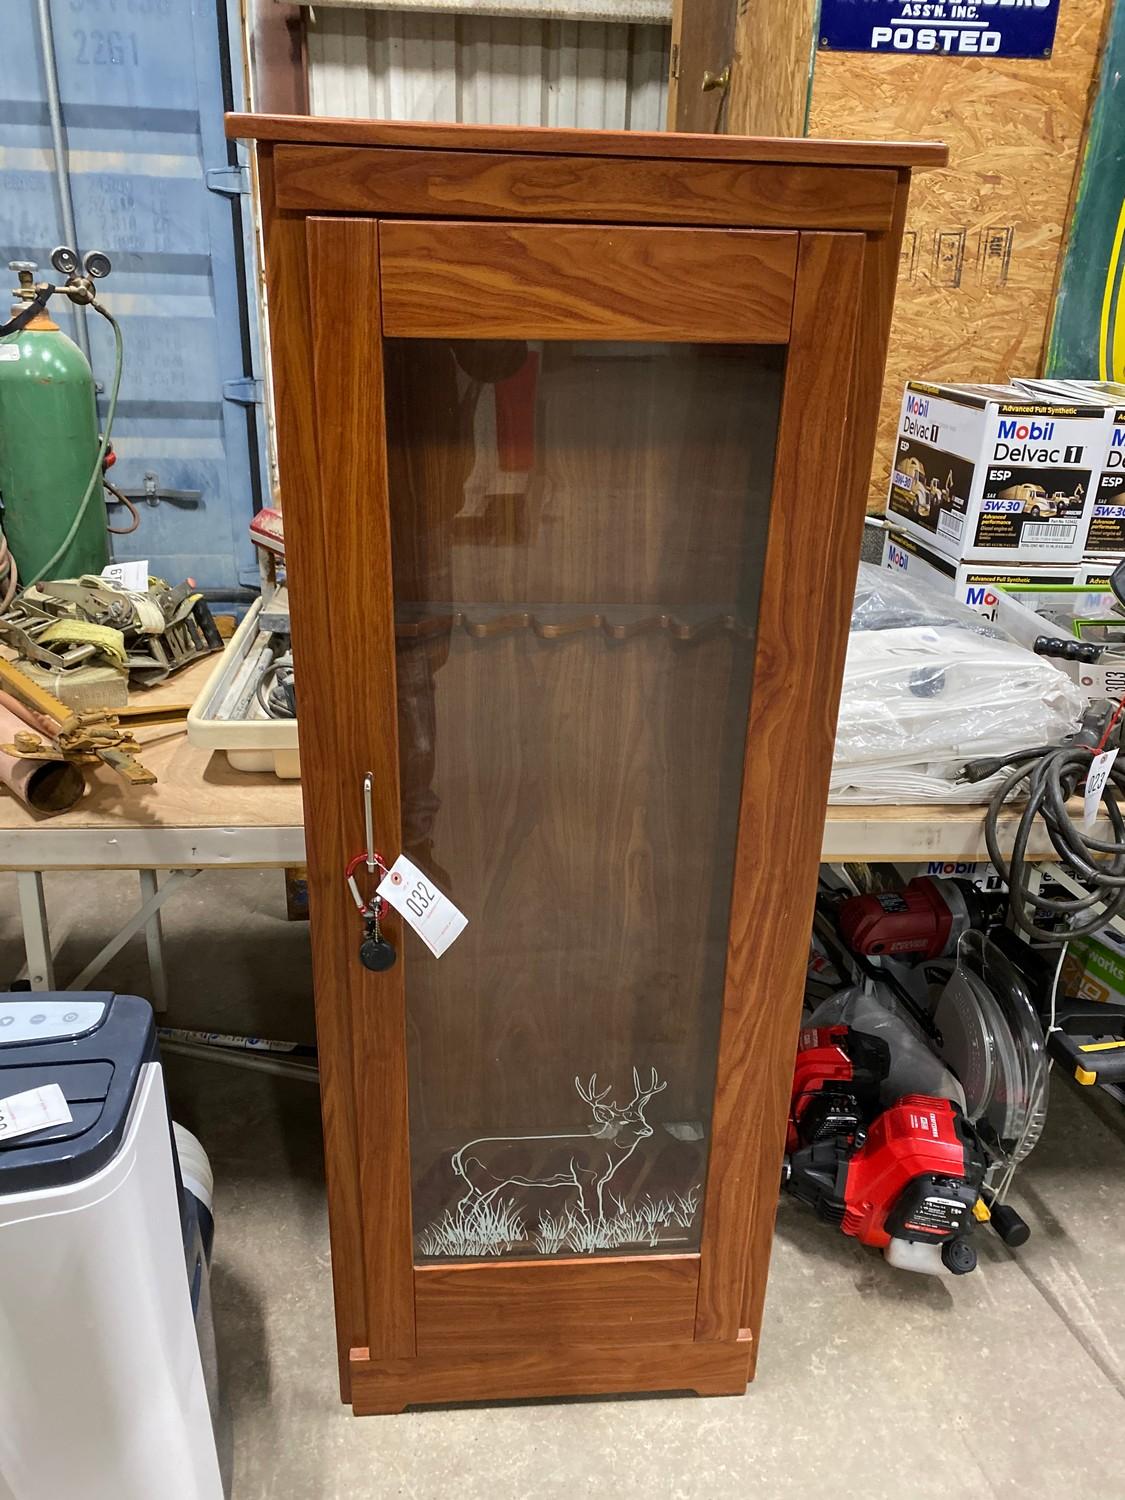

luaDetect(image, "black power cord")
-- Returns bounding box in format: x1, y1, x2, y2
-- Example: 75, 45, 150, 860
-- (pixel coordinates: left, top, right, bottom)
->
255, 658, 296, 719
964, 703, 1125, 942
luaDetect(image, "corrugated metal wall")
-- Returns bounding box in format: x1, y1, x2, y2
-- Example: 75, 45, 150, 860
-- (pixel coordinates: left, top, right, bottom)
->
307, 10, 670, 130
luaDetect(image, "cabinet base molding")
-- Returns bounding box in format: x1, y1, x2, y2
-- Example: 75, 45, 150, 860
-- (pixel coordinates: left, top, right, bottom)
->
348, 1337, 754, 1414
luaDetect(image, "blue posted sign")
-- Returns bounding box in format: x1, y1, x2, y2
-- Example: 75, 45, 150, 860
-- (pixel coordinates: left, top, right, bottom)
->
819, 1, 1061, 57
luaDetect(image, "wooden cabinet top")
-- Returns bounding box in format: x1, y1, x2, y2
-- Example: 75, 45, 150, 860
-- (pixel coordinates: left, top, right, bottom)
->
225, 112, 947, 172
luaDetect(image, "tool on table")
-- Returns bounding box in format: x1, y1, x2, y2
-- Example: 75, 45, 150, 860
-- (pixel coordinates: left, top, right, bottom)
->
0, 696, 83, 813
0, 654, 155, 789
1033, 635, 1110, 665
114, 701, 192, 728
838, 875, 1003, 961
0, 574, 221, 708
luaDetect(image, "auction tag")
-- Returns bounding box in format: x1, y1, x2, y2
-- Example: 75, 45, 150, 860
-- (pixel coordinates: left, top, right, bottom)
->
1084, 749, 1119, 829
0, 1083, 72, 1142
378, 855, 467, 958
101, 559, 149, 592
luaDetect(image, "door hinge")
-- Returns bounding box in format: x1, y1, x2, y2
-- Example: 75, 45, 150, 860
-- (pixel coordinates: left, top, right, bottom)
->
223, 376, 263, 405
206, 164, 250, 197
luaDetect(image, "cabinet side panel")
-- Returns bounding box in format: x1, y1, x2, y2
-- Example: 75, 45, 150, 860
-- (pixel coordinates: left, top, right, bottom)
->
740, 184, 913, 1370
257, 151, 367, 1398
694, 230, 865, 1346
306, 215, 417, 1360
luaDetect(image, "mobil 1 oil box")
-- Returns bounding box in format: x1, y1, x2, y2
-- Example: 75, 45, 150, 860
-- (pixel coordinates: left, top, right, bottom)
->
881, 526, 1080, 613
1016, 379, 1125, 553
884, 382, 1105, 564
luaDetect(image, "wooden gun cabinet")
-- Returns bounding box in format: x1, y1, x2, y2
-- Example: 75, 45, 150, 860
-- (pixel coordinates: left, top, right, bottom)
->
228, 112, 944, 1414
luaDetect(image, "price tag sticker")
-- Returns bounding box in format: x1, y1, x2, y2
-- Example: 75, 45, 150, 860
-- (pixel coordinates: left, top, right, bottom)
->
377, 855, 467, 958
101, 559, 149, 592
0, 1083, 72, 1143
1084, 748, 1119, 830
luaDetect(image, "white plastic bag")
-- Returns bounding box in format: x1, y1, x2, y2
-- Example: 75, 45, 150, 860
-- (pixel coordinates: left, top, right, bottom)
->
831, 564, 1084, 803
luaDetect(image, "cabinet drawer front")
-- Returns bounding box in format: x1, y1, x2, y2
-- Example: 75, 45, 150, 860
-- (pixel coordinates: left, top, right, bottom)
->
273, 144, 899, 232
380, 222, 797, 342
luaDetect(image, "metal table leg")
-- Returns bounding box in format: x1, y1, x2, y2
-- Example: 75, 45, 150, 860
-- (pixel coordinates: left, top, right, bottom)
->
66, 869, 197, 998
16, 871, 55, 991
138, 869, 169, 1012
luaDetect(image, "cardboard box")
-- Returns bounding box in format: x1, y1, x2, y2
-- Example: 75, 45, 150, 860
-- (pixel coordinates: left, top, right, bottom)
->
880, 527, 1080, 612
1016, 379, 1125, 554
1079, 557, 1120, 590
885, 382, 1106, 563
1062, 929, 1125, 1008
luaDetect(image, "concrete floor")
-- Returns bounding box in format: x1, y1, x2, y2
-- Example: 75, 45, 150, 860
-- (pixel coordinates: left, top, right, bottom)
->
4, 866, 1125, 1499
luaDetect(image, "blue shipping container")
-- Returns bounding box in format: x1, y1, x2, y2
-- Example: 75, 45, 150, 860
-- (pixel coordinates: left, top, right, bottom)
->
1, 0, 266, 596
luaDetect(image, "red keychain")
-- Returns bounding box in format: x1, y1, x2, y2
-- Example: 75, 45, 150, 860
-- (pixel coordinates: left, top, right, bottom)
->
345, 850, 397, 972
349, 771, 398, 970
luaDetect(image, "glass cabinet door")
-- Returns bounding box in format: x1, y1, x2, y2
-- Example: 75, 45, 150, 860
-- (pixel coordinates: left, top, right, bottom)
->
382, 336, 786, 1262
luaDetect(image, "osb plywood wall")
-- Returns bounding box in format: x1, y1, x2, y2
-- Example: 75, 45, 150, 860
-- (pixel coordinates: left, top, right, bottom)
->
808, 0, 1112, 509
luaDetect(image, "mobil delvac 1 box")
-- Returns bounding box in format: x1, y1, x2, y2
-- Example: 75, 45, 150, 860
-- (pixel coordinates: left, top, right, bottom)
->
884, 382, 1106, 564
1016, 379, 1125, 554
880, 526, 1081, 612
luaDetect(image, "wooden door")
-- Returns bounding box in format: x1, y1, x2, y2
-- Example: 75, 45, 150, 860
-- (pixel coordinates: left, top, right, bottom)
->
303, 214, 866, 1395
669, 0, 819, 136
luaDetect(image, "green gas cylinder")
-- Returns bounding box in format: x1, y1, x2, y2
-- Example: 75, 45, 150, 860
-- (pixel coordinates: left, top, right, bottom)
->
0, 296, 109, 584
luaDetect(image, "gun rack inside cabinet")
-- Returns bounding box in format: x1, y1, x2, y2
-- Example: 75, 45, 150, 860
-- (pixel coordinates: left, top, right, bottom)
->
228, 111, 945, 1414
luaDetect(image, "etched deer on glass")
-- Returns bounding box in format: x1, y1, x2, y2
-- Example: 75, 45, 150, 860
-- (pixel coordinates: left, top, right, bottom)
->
451, 1067, 668, 1221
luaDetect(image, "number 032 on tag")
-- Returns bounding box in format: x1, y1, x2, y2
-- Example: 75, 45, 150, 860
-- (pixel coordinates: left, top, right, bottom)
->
377, 856, 467, 958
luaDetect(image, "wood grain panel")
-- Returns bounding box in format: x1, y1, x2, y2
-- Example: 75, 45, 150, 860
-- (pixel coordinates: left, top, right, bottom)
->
694, 232, 865, 1344
380, 222, 796, 342
274, 145, 899, 232
306, 216, 416, 1361
227, 110, 948, 170
349, 1337, 752, 1413
256, 150, 366, 1401
414, 1255, 699, 1352
741, 189, 912, 1374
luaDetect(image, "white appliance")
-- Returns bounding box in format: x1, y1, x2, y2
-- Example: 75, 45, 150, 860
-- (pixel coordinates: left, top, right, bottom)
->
0, 993, 224, 1500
